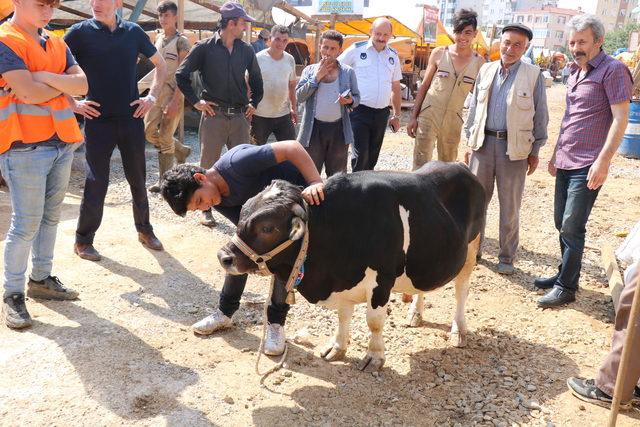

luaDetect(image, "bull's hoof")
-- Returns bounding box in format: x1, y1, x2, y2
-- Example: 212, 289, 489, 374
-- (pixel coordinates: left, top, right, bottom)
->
406, 311, 423, 327
320, 344, 346, 362
450, 331, 467, 348
357, 354, 385, 372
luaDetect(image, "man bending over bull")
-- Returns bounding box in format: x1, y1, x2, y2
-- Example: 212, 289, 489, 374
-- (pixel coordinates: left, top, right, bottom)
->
161, 141, 324, 355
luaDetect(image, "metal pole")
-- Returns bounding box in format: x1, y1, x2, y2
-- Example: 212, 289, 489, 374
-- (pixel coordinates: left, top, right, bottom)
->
608, 271, 640, 426
314, 26, 321, 63
129, 0, 149, 22
178, 0, 185, 146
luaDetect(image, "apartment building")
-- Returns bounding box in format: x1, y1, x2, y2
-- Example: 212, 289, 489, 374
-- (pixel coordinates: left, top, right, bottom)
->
513, 6, 581, 50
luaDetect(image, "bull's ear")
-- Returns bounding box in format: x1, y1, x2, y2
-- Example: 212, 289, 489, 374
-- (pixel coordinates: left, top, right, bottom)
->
289, 216, 305, 241
291, 203, 307, 221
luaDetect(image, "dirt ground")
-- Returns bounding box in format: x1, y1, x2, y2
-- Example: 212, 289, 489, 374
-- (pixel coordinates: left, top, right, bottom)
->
1, 83, 640, 426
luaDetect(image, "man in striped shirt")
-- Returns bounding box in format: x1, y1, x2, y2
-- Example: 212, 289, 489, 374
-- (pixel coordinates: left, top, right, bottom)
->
536, 15, 633, 308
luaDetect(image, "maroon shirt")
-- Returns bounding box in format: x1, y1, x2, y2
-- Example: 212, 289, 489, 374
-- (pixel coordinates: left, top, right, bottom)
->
555, 50, 632, 170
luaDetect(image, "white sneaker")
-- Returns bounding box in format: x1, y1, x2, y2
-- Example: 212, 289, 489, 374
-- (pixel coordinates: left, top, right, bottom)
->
263, 323, 286, 356
191, 308, 232, 335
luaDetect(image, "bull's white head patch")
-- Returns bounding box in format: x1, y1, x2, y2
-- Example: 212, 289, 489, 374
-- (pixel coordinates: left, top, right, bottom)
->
261, 182, 282, 201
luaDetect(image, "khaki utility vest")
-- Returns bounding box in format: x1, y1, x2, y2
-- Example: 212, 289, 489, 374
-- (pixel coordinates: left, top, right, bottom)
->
138, 32, 186, 92
466, 60, 540, 161
422, 47, 483, 114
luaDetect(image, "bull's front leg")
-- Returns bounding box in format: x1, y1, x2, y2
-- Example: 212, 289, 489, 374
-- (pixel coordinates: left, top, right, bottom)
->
358, 273, 393, 372
320, 303, 354, 362
406, 292, 425, 327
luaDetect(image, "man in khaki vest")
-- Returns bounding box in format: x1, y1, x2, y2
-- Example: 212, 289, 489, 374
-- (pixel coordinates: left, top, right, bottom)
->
143, 1, 191, 192
464, 23, 548, 275
408, 9, 484, 168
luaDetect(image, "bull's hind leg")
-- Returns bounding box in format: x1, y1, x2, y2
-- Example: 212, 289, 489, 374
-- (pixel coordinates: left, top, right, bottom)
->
450, 234, 480, 348
320, 303, 354, 362
406, 292, 425, 327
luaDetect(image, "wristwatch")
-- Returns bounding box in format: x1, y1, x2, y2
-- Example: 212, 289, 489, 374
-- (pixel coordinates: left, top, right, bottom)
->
146, 94, 157, 104
390, 114, 400, 120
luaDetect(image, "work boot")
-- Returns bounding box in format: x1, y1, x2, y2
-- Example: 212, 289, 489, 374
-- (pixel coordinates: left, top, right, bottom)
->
538, 285, 576, 308
174, 139, 191, 164
74, 243, 102, 261
3, 293, 32, 329
27, 276, 79, 301
138, 231, 163, 251
149, 152, 175, 193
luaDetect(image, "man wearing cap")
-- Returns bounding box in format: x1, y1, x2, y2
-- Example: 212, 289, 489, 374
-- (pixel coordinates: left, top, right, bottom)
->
252, 28, 270, 53
176, 1, 263, 227
464, 23, 548, 275
337, 17, 402, 171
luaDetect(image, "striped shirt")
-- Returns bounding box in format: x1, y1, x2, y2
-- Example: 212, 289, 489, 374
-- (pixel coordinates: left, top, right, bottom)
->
555, 50, 633, 170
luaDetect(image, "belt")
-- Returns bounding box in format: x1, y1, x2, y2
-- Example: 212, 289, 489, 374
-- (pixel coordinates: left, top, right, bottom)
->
213, 105, 245, 115
485, 129, 508, 140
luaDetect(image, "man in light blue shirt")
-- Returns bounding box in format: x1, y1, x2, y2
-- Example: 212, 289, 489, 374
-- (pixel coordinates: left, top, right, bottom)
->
296, 30, 360, 176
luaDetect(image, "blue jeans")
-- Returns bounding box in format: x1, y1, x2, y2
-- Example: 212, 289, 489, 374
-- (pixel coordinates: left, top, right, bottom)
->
554, 166, 601, 291
0, 142, 76, 296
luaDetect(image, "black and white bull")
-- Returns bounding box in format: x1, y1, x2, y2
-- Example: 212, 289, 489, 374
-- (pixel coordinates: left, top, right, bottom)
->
218, 162, 486, 371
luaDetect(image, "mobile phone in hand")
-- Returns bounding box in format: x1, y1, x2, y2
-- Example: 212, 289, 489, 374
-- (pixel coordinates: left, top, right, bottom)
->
336, 89, 352, 103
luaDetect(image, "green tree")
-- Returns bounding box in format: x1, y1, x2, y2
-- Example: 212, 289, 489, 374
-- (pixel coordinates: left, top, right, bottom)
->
603, 23, 640, 54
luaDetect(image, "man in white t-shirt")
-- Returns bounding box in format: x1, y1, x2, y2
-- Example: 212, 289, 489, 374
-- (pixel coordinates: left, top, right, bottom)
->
251, 25, 298, 145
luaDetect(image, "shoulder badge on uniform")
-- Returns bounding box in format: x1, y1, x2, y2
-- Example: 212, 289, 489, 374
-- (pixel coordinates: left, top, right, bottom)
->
389, 57, 395, 65
360, 52, 367, 60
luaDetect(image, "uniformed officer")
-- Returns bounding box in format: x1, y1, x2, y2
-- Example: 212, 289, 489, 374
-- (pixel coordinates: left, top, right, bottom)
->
338, 17, 402, 171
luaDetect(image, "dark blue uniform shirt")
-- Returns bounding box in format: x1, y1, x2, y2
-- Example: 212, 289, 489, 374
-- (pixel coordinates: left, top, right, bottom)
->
213, 144, 306, 225
64, 16, 156, 120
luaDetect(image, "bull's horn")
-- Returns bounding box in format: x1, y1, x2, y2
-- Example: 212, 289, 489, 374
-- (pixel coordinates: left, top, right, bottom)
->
291, 203, 307, 220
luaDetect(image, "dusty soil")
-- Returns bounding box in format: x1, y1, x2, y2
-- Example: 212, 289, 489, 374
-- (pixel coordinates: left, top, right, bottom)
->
1, 83, 640, 426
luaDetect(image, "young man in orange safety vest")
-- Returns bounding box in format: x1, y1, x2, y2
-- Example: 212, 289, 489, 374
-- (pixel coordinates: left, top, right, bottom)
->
0, 0, 88, 329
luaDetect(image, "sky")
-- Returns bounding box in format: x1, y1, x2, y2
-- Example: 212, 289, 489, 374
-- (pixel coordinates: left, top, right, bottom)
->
273, 0, 595, 32
556, 0, 597, 14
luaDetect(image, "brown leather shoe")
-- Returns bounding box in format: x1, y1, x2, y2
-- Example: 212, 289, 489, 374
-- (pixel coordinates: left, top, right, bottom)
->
74, 243, 102, 261
138, 232, 163, 251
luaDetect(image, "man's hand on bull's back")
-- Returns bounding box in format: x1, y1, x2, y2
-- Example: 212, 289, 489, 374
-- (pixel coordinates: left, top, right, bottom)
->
302, 181, 325, 205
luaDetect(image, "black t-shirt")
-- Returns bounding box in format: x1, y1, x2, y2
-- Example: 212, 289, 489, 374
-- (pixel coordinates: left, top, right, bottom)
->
213, 144, 306, 225
64, 17, 157, 120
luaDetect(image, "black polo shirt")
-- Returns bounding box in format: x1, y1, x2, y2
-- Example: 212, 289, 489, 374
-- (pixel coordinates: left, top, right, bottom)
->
176, 31, 263, 109
64, 17, 157, 120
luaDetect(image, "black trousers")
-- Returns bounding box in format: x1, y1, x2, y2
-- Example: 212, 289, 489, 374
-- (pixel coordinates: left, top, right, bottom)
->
215, 206, 290, 325
250, 114, 296, 146
350, 104, 390, 171
76, 118, 152, 244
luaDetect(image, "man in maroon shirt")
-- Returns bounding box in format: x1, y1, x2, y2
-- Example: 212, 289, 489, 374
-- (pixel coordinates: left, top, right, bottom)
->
535, 15, 632, 308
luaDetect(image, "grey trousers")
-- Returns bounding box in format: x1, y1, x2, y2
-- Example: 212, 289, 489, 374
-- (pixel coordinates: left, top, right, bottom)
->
199, 112, 250, 169
469, 136, 527, 264
596, 262, 640, 401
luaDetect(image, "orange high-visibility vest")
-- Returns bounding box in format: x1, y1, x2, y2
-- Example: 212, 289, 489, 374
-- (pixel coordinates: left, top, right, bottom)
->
0, 21, 82, 154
